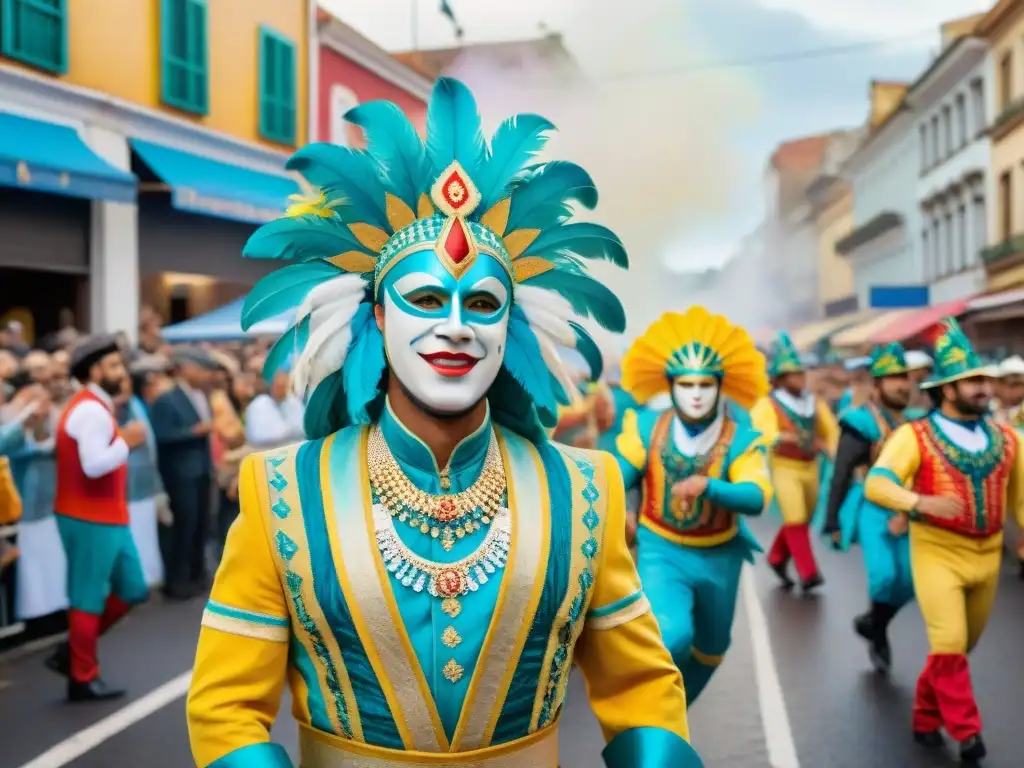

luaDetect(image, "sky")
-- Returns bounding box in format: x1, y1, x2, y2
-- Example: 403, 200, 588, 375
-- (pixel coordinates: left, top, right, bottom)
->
323, 0, 992, 327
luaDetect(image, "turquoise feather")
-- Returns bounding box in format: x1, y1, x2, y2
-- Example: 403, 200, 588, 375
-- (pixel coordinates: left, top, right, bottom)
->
342, 304, 388, 424
505, 161, 598, 232
345, 101, 429, 210
487, 371, 548, 441
504, 306, 558, 419
425, 78, 487, 182
523, 270, 626, 332
287, 144, 391, 231
303, 369, 345, 439
263, 315, 309, 381
524, 222, 628, 268
241, 261, 341, 328
242, 214, 376, 262
476, 114, 554, 212
569, 321, 604, 381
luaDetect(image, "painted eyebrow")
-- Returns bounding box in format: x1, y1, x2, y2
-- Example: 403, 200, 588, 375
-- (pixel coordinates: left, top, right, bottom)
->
393, 272, 445, 295
466, 276, 508, 305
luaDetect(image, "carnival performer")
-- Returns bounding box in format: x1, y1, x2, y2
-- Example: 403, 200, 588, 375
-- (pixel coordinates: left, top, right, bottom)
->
821, 343, 914, 672
992, 355, 1024, 429
186, 78, 701, 768
752, 332, 839, 591
863, 319, 1023, 765
46, 335, 150, 702
614, 307, 772, 704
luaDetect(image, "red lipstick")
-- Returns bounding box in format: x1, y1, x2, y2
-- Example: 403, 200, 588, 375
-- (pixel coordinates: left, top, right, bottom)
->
421, 351, 478, 377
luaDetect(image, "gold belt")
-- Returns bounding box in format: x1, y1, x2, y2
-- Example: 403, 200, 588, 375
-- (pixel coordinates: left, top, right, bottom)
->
299, 723, 559, 768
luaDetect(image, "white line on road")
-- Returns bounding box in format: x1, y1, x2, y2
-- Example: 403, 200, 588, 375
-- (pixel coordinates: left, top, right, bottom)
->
741, 566, 800, 768
17, 670, 192, 768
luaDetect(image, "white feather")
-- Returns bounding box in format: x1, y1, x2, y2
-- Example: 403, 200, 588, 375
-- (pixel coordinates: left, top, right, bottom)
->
515, 286, 577, 346
296, 273, 368, 324
292, 292, 365, 396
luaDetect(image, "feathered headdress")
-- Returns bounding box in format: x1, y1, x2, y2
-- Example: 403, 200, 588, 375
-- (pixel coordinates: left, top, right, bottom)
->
919, 318, 993, 389
767, 331, 803, 377
240, 78, 627, 440
621, 307, 768, 409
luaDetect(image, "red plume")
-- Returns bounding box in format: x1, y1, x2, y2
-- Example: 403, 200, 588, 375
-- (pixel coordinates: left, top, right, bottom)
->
919, 319, 949, 346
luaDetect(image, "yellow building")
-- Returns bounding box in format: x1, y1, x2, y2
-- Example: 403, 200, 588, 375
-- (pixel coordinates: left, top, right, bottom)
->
979, 0, 1024, 292
0, 0, 315, 340
814, 180, 855, 314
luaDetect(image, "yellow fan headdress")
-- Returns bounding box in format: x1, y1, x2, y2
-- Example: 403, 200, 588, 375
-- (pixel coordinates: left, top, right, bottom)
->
621, 306, 769, 408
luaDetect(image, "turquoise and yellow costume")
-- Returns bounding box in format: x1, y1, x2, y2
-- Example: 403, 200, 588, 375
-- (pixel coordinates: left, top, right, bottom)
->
186, 79, 700, 767
614, 307, 772, 704
864, 320, 1024, 756
822, 343, 914, 671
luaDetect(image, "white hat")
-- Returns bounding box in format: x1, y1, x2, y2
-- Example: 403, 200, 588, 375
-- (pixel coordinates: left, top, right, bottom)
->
905, 350, 933, 371
997, 355, 1024, 377
843, 356, 871, 371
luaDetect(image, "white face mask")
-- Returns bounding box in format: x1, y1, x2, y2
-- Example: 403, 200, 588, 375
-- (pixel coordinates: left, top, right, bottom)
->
671, 377, 720, 421
381, 260, 511, 415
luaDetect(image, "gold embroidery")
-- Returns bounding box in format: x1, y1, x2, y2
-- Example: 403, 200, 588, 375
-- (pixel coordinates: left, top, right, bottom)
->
348, 223, 390, 253
442, 598, 461, 618
385, 192, 416, 232
327, 251, 377, 273
479, 197, 511, 236
417, 193, 434, 219
443, 659, 465, 684
503, 228, 540, 259
442, 626, 462, 648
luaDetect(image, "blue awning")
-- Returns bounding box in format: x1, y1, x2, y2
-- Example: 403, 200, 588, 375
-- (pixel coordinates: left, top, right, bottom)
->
131, 139, 299, 225
0, 111, 136, 202
161, 297, 294, 342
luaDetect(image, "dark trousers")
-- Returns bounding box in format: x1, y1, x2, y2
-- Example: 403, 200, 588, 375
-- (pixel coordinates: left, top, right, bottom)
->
165, 474, 212, 591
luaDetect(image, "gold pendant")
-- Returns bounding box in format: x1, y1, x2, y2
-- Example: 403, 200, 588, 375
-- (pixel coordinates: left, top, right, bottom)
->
442, 626, 462, 648
442, 597, 461, 618
443, 658, 465, 684
441, 527, 456, 552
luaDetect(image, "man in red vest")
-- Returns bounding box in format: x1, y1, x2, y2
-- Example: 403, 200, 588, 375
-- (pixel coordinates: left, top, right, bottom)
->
46, 335, 150, 702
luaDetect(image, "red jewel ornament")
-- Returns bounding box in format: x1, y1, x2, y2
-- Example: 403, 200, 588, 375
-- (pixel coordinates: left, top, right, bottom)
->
444, 217, 471, 264
435, 498, 459, 523
435, 568, 467, 598
441, 169, 470, 211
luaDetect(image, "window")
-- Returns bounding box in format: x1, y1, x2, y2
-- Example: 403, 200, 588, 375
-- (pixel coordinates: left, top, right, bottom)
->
329, 85, 359, 146
919, 124, 928, 171
972, 196, 986, 262
1000, 170, 1012, 240
1000, 51, 1013, 111
258, 26, 297, 145
0, 0, 68, 74
944, 212, 954, 275
922, 227, 931, 281
160, 0, 208, 115
941, 105, 952, 159
930, 115, 940, 164
957, 203, 967, 271
932, 218, 941, 278
955, 93, 967, 149
970, 78, 985, 134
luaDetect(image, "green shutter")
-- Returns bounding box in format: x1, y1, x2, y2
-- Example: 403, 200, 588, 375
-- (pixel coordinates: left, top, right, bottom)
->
159, 0, 208, 115
257, 26, 297, 146
1, 0, 68, 74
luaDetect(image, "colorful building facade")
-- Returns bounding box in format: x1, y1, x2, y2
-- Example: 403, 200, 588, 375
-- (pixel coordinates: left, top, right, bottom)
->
0, 0, 315, 339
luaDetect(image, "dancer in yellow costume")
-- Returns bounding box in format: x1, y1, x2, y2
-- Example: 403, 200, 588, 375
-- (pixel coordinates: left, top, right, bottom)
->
752, 332, 838, 591
186, 79, 701, 767
615, 307, 772, 704
864, 319, 1024, 766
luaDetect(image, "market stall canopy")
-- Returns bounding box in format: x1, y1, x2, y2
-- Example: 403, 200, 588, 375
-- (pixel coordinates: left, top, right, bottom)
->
131, 139, 299, 226
787, 309, 877, 351
161, 298, 294, 342
870, 299, 968, 344
964, 287, 1024, 323
830, 308, 918, 349
0, 111, 136, 202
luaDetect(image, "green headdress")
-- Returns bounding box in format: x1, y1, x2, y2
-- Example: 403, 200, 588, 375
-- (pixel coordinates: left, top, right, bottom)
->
920, 318, 992, 389
868, 342, 908, 378
768, 331, 803, 377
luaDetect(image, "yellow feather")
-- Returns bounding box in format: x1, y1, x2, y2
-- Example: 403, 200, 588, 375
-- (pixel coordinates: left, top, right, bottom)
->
417, 193, 435, 219
621, 306, 769, 408
479, 197, 511, 236
385, 193, 416, 233
512, 256, 555, 282
504, 229, 541, 259
327, 251, 377, 273
348, 223, 389, 253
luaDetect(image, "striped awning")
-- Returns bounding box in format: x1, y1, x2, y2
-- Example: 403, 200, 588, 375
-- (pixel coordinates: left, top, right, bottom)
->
830, 308, 918, 348
787, 309, 877, 351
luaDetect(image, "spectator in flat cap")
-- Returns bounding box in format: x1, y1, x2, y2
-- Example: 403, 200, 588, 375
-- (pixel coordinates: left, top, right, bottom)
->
147, 346, 216, 601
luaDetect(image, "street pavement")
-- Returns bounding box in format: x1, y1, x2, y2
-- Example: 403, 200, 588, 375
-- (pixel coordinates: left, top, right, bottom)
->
2, 514, 1023, 767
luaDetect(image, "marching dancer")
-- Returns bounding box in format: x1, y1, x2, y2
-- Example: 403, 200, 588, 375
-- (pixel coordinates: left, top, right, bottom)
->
186, 78, 701, 767
864, 319, 1024, 765
614, 307, 772, 703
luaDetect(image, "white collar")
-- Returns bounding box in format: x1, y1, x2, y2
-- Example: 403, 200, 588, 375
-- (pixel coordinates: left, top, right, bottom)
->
773, 388, 815, 417
86, 382, 114, 409
671, 411, 724, 457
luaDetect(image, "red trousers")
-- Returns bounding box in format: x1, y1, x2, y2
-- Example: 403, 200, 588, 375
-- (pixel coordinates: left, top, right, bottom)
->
913, 653, 981, 741
767, 523, 819, 582
68, 595, 132, 683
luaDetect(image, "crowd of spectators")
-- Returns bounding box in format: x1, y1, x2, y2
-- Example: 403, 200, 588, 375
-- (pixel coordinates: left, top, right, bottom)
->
0, 305, 305, 643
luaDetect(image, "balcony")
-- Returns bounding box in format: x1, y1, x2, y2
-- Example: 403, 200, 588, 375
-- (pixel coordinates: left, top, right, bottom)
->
980, 234, 1024, 269
989, 96, 1024, 142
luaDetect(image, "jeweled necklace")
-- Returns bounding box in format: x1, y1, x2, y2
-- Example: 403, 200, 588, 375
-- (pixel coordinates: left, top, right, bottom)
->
373, 503, 511, 618
367, 425, 506, 551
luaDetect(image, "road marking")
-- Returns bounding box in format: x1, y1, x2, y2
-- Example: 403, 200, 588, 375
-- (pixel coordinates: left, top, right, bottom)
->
17, 670, 192, 768
741, 566, 800, 768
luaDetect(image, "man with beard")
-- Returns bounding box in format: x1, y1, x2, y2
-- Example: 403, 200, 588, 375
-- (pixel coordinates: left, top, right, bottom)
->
822, 343, 914, 673
752, 332, 839, 592
186, 79, 701, 767
864, 319, 1024, 766
47, 335, 149, 701
613, 307, 772, 704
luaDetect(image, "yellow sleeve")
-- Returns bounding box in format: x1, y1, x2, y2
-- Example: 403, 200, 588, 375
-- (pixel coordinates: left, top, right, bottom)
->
749, 397, 780, 444
863, 425, 921, 514
815, 399, 840, 457
575, 453, 690, 745
1006, 431, 1024, 529
187, 455, 291, 768
728, 437, 774, 512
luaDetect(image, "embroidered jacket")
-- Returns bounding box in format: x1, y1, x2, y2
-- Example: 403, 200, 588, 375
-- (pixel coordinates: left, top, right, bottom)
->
614, 408, 772, 548
187, 406, 698, 768
865, 414, 1024, 539
750, 391, 839, 464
